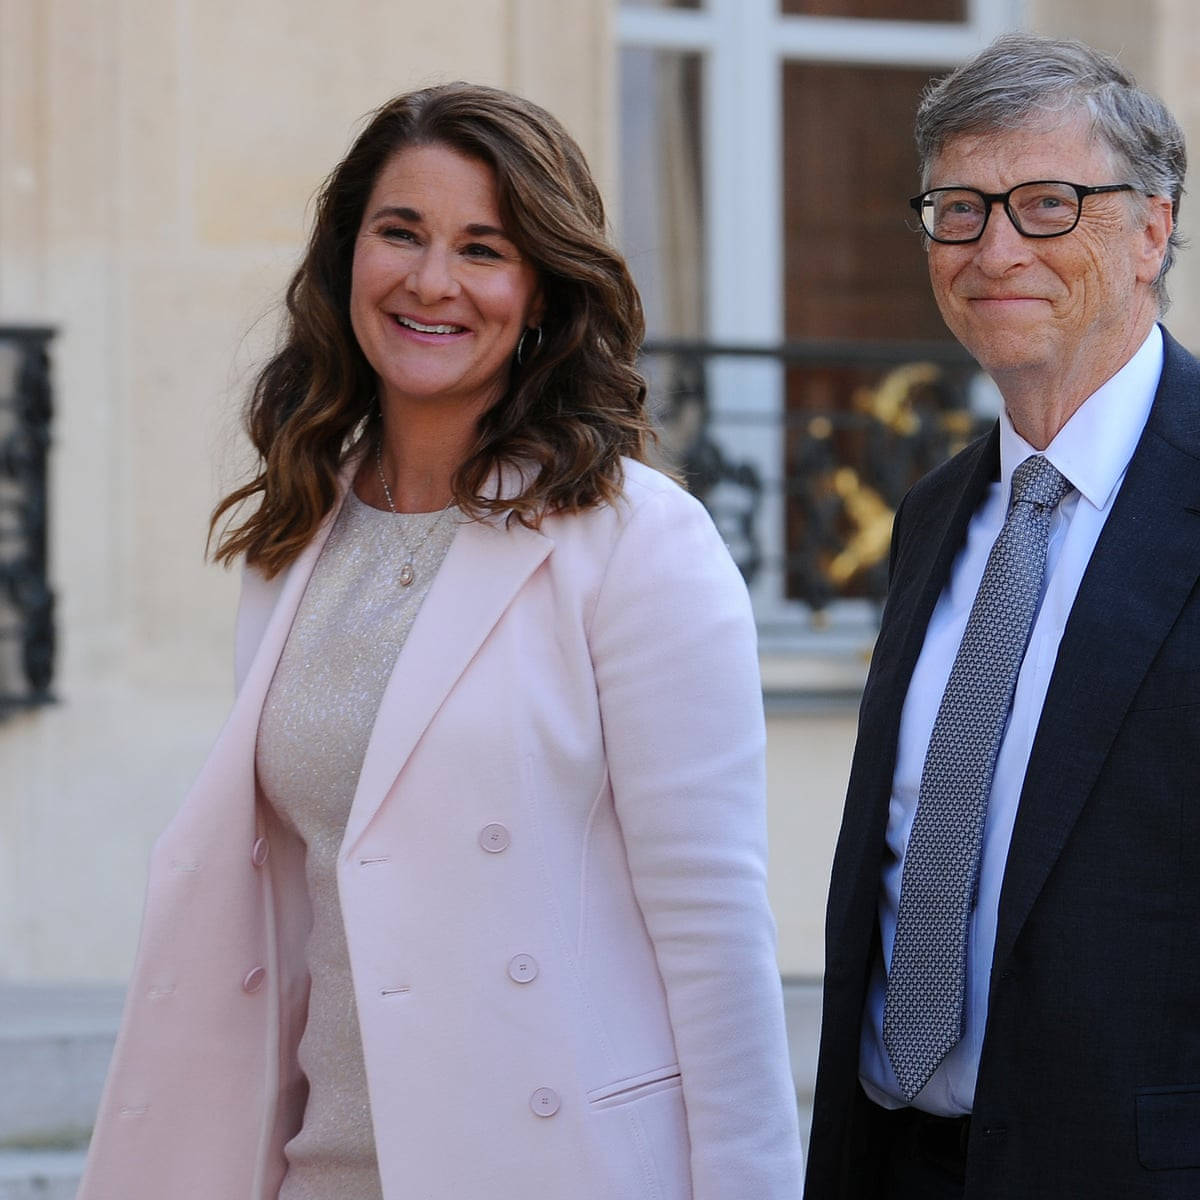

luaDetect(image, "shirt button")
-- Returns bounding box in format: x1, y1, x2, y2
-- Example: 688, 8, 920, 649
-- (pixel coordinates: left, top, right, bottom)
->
241, 967, 267, 994
251, 837, 270, 867
530, 1087, 560, 1117
508, 954, 539, 983
479, 823, 511, 853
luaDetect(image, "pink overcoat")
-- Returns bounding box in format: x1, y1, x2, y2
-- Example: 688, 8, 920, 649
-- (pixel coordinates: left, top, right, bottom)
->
78, 458, 804, 1200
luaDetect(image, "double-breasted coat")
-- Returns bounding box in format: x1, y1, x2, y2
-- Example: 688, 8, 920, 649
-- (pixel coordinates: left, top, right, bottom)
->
78, 458, 804, 1200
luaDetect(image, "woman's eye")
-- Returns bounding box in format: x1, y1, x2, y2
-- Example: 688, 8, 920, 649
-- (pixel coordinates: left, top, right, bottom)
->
380, 226, 417, 242
463, 242, 502, 259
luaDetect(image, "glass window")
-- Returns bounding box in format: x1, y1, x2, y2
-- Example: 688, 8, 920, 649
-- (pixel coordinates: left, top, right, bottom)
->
781, 0, 965, 19
619, 47, 705, 338
623, 0, 704, 9
783, 62, 945, 343
782, 61, 974, 605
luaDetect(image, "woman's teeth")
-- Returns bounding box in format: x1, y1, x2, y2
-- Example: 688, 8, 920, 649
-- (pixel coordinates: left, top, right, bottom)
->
396, 316, 465, 334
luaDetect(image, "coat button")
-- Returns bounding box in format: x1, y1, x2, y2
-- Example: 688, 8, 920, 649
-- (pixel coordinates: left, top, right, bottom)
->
242, 967, 267, 993
508, 954, 539, 983
251, 837, 270, 867
530, 1087, 560, 1117
479, 823, 511, 853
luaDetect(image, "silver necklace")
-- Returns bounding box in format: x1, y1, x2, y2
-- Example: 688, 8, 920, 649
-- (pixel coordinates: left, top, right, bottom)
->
374, 442, 454, 587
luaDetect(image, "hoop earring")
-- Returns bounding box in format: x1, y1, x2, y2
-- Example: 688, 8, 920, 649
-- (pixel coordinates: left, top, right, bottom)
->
516, 325, 543, 366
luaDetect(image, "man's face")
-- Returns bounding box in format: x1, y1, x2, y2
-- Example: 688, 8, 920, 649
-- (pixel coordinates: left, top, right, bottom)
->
925, 113, 1170, 388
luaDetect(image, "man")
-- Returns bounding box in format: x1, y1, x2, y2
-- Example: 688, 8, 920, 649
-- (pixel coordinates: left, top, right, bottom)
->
806, 33, 1197, 1200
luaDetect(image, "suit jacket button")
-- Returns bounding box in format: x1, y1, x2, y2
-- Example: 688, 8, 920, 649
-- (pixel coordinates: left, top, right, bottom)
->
508, 954, 539, 983
242, 967, 267, 993
530, 1087, 560, 1117
479, 823, 511, 853
251, 837, 270, 867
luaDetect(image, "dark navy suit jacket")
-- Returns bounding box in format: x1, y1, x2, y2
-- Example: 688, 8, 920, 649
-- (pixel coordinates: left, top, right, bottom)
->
805, 328, 1200, 1199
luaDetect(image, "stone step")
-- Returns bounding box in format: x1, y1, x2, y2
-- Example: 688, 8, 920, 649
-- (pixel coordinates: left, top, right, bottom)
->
0, 1150, 86, 1200
0, 984, 123, 1148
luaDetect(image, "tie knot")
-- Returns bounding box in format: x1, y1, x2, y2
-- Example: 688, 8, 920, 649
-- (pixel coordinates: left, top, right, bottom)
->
1010, 455, 1072, 511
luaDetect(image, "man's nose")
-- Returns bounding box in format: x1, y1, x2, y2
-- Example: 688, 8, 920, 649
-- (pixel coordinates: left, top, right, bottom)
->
973, 202, 1034, 272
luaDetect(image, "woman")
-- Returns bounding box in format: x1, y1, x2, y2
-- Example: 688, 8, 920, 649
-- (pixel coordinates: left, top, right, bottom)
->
78, 83, 803, 1200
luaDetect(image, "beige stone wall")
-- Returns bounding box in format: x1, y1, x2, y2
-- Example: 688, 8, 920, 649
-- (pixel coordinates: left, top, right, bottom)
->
767, 711, 858, 978
0, 0, 612, 980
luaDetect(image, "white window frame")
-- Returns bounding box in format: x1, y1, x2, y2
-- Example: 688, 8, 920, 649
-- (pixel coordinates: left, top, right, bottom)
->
618, 0, 1024, 684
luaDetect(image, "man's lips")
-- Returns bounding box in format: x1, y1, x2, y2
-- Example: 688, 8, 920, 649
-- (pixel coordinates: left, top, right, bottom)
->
967, 295, 1049, 305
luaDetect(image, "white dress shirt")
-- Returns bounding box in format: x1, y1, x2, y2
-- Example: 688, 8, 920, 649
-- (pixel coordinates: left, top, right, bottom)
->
858, 325, 1164, 1116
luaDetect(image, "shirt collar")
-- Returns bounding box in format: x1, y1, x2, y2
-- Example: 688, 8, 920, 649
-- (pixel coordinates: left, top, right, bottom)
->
998, 323, 1163, 511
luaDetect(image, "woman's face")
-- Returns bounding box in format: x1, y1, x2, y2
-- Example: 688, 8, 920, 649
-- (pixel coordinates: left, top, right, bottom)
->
349, 142, 543, 423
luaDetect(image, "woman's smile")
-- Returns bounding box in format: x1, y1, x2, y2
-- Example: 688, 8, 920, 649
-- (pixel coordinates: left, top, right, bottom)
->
390, 314, 470, 336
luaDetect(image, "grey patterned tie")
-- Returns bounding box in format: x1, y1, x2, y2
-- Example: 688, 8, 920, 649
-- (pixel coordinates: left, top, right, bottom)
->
883, 454, 1073, 1102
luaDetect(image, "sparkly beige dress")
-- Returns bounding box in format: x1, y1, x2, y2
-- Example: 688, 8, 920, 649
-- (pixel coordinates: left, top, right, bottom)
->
256, 491, 459, 1200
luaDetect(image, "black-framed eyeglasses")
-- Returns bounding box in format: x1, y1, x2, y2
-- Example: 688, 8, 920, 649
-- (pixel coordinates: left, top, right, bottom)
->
909, 180, 1139, 244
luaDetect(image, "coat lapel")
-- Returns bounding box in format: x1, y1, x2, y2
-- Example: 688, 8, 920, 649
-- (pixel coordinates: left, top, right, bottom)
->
176, 486, 347, 828
341, 510, 553, 856
217, 504, 345, 758
994, 333, 1200, 966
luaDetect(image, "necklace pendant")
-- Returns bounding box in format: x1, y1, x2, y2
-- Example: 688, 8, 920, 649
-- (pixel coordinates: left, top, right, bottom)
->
398, 561, 415, 587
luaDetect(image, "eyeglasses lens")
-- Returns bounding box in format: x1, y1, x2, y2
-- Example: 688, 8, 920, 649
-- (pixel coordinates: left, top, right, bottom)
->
923, 182, 1082, 241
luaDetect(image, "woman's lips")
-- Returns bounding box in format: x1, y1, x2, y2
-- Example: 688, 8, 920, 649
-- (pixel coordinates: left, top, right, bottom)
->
392, 314, 469, 336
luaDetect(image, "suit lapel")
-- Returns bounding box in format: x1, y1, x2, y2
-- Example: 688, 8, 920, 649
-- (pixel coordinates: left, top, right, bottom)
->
828, 430, 998, 947
994, 333, 1200, 966
341, 512, 553, 856
861, 429, 1000, 748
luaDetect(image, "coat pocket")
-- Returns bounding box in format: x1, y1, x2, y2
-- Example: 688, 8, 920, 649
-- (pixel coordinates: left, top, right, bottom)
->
1135, 1085, 1200, 1169
1127, 667, 1200, 712
587, 1064, 683, 1111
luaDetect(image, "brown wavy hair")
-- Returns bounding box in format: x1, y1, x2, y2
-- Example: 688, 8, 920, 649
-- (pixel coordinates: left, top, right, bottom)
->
210, 82, 656, 577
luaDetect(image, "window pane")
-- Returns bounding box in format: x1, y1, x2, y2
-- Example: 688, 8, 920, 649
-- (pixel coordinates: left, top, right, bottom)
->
618, 47, 705, 338
781, 0, 964, 20
623, 0, 703, 9
784, 61, 945, 342
783, 61, 966, 603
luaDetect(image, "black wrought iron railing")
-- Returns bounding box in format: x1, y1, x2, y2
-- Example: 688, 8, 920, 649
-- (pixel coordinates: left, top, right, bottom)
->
641, 338, 994, 620
0, 326, 55, 717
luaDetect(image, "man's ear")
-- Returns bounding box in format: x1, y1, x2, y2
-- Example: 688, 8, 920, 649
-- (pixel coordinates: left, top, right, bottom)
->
1137, 195, 1174, 286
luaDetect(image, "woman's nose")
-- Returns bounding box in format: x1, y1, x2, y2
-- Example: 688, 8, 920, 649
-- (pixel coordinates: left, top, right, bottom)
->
405, 246, 461, 303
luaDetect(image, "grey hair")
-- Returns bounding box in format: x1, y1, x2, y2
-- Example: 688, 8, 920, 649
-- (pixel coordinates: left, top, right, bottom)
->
915, 32, 1186, 309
